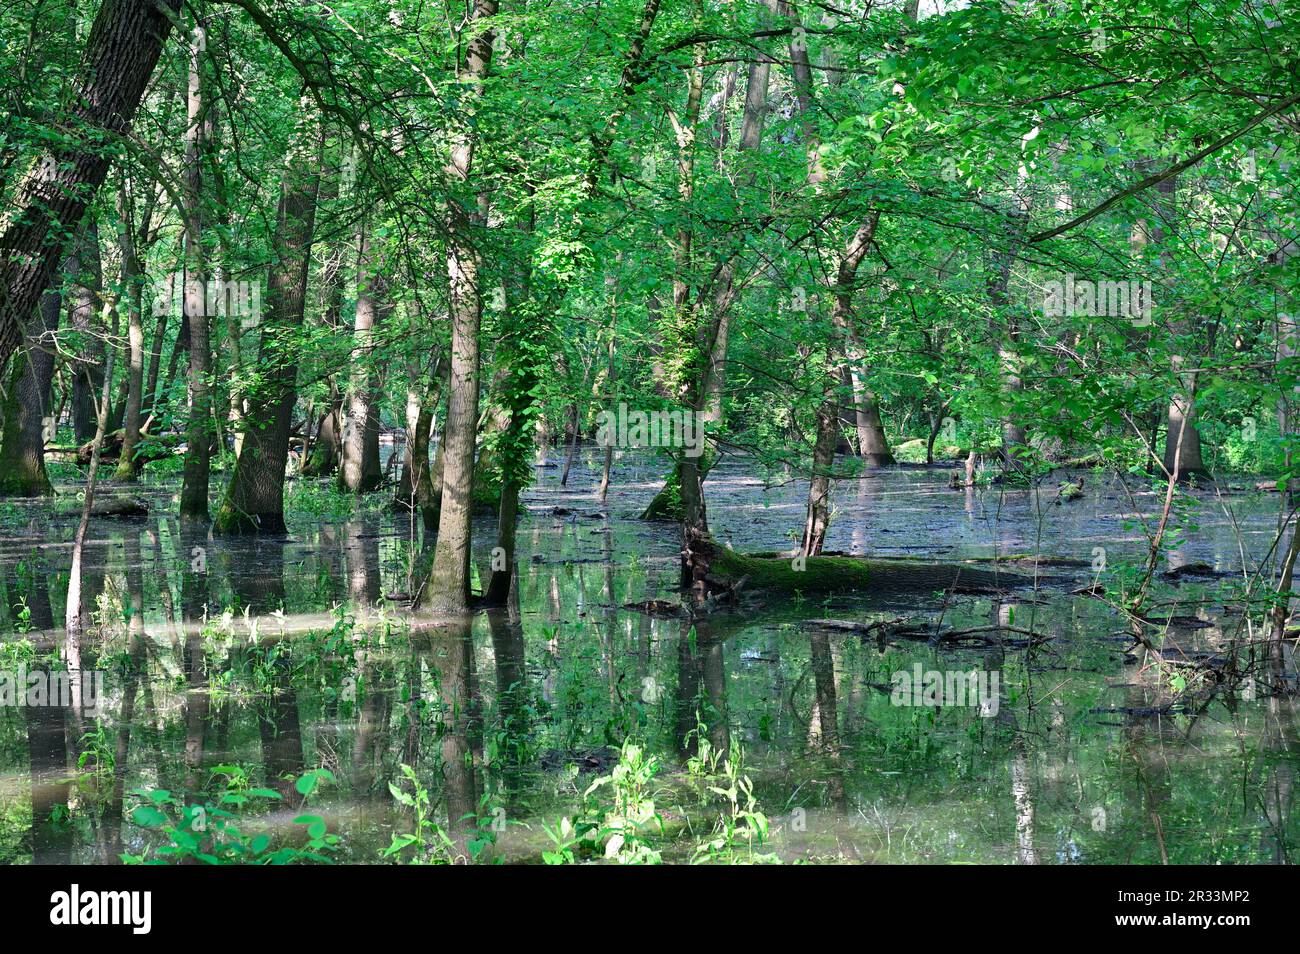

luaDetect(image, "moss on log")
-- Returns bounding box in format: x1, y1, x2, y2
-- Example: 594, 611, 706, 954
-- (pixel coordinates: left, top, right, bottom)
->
704, 543, 1023, 596
640, 463, 683, 521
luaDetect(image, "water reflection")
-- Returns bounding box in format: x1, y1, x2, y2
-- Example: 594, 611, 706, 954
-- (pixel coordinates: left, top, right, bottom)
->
0, 455, 1296, 862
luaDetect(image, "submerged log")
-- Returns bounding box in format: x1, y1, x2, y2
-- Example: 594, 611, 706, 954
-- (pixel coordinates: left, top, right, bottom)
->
90, 494, 149, 517
1054, 480, 1084, 503
697, 538, 1026, 597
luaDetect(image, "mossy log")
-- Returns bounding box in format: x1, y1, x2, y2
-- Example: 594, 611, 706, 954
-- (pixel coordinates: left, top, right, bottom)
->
701, 540, 1026, 597
640, 461, 684, 521
48, 429, 177, 465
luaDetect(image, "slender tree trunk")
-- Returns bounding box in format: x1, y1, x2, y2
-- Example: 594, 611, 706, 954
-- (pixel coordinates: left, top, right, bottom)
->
1279, 312, 1298, 499
407, 366, 441, 528
68, 225, 105, 443
339, 218, 386, 493
782, 5, 891, 550
66, 285, 120, 713
414, 404, 437, 511
178, 24, 212, 521
141, 268, 173, 426
804, 216, 881, 555
394, 361, 424, 509
1138, 172, 1211, 482
985, 171, 1032, 463
420, 0, 497, 616
559, 403, 580, 486
598, 273, 619, 501
113, 181, 146, 481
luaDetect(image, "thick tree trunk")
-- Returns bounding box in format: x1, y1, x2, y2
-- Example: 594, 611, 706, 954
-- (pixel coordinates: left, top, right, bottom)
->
0, 0, 181, 375
302, 386, 342, 477
214, 117, 324, 533
1163, 368, 1211, 481
854, 386, 894, 466
0, 288, 60, 495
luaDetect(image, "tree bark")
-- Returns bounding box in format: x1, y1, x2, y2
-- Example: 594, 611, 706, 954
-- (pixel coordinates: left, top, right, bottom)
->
68, 225, 105, 443
214, 114, 324, 533
420, 0, 498, 615
338, 217, 386, 494
178, 24, 213, 521
0, 0, 182, 376
302, 383, 342, 477
0, 286, 60, 495
113, 180, 147, 481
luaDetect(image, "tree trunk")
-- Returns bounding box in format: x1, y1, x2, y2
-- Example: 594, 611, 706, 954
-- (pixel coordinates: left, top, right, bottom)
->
113, 180, 147, 481
178, 24, 212, 521
804, 215, 881, 555
0, 0, 182, 375
420, 0, 497, 616
394, 362, 423, 509
338, 218, 386, 494
302, 384, 342, 477
1163, 369, 1211, 481
65, 281, 120, 722
0, 287, 60, 495
68, 225, 105, 443
214, 116, 324, 533
141, 269, 173, 427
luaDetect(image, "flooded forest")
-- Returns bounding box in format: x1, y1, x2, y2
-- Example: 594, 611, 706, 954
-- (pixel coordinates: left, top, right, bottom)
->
1, 0, 1298, 869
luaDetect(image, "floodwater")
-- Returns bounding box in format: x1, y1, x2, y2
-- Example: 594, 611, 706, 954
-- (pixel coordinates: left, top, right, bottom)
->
0, 448, 1296, 864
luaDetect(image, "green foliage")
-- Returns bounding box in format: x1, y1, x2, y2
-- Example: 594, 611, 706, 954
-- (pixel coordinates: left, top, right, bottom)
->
124, 767, 340, 865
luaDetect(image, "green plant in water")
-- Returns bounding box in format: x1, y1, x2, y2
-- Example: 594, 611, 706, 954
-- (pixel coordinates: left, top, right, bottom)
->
578, 739, 664, 864
382, 763, 458, 864
77, 723, 115, 779
541, 816, 582, 865
685, 710, 722, 781
123, 766, 339, 864
692, 742, 779, 865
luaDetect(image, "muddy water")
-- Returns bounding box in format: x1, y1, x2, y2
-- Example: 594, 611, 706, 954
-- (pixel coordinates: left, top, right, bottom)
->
0, 449, 1295, 863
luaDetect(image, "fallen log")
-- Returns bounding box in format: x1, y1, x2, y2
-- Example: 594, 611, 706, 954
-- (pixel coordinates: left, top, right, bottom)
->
90, 495, 149, 517
700, 539, 1029, 597
49, 429, 179, 465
